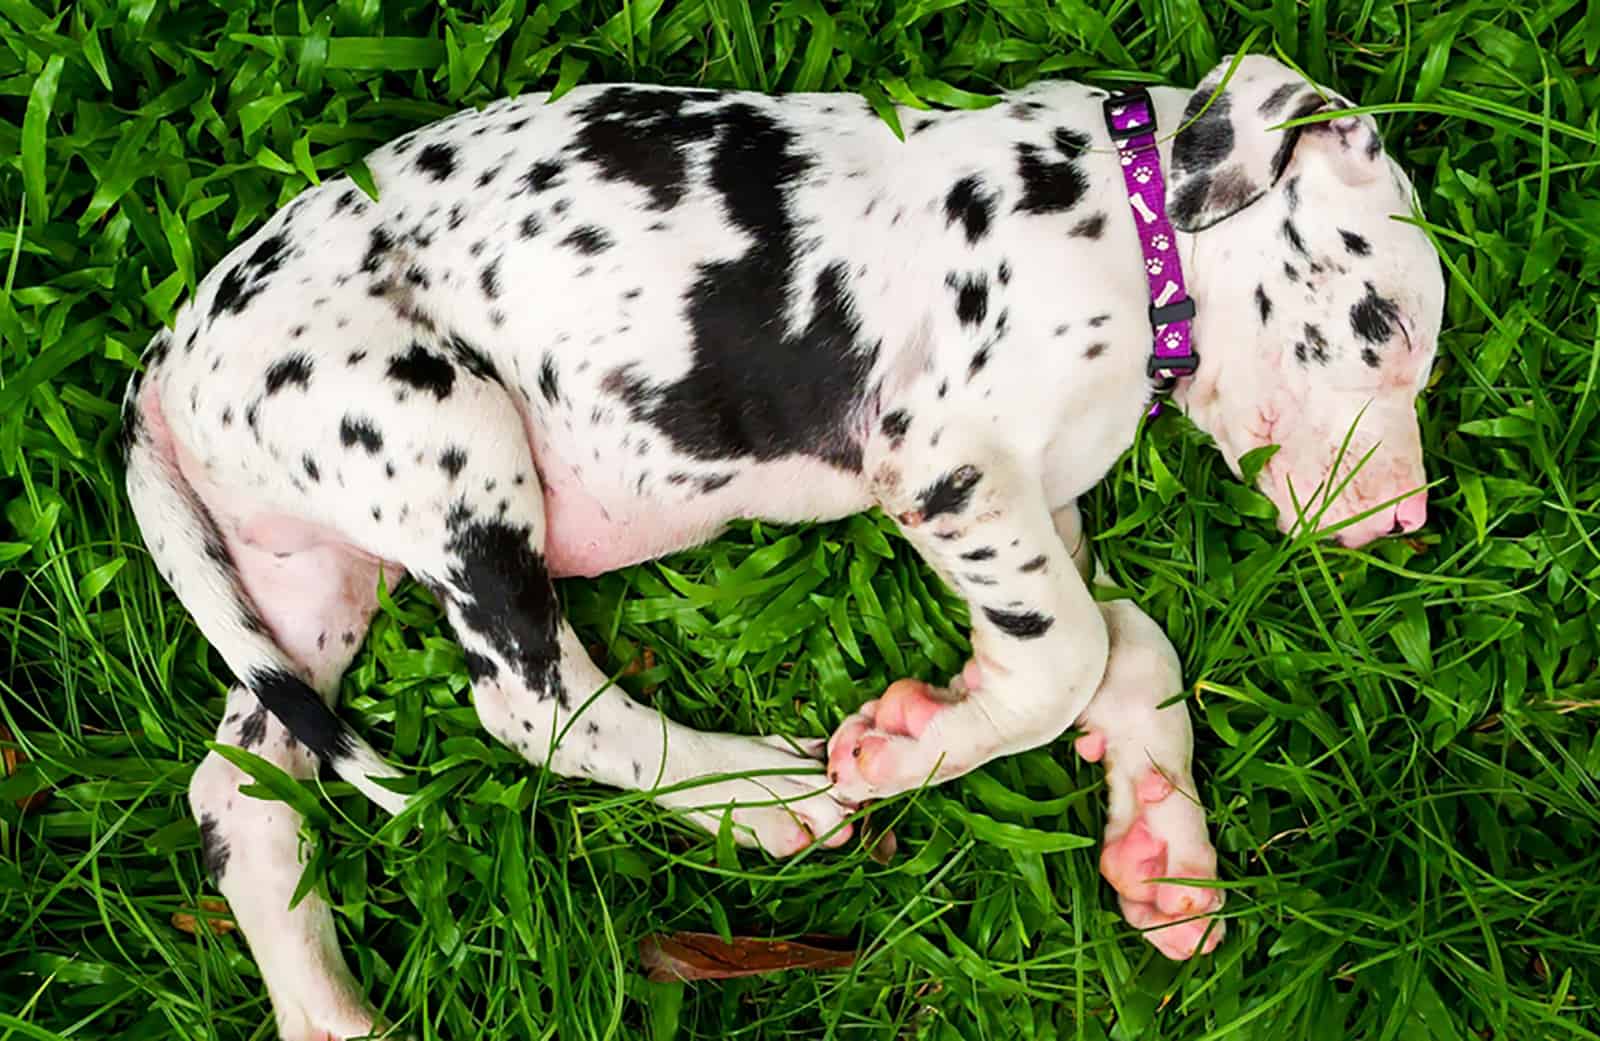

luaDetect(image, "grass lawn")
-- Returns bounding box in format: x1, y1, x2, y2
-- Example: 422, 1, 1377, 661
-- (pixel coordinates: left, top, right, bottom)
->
3, 1, 1600, 1038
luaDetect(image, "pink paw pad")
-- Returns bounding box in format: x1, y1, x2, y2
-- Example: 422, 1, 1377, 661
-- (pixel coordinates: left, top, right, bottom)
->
873, 680, 945, 738
1074, 731, 1106, 763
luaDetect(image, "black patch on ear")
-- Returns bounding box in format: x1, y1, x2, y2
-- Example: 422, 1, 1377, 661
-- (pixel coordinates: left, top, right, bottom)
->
1350, 282, 1401, 343
917, 465, 981, 519
463, 650, 498, 682
1282, 219, 1308, 256
1255, 284, 1273, 324
1339, 229, 1371, 256
386, 343, 456, 400
1267, 93, 1326, 184
264, 353, 313, 395
339, 415, 383, 454
198, 815, 229, 881
1014, 130, 1090, 214
945, 176, 996, 244
415, 143, 458, 181
982, 607, 1054, 639
1070, 213, 1105, 238
1168, 176, 1211, 229
444, 515, 566, 706
1258, 82, 1300, 117
948, 273, 989, 327
1173, 90, 1233, 174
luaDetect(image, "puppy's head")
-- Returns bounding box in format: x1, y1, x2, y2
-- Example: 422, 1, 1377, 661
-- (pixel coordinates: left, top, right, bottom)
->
1167, 55, 1444, 547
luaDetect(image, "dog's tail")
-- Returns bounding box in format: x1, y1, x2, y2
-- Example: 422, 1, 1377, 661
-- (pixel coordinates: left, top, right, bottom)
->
120, 337, 409, 816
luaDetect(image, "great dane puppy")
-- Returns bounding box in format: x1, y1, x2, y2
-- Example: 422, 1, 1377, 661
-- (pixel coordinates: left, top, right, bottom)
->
121, 54, 1443, 1039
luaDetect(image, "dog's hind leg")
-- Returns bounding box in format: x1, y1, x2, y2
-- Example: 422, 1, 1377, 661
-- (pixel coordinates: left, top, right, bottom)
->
126, 382, 401, 1039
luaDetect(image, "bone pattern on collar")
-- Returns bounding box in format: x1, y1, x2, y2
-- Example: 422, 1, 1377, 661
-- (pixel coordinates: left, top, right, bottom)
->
1104, 90, 1198, 415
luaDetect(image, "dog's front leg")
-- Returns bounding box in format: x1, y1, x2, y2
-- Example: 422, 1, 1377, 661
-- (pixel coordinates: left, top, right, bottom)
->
828, 438, 1110, 799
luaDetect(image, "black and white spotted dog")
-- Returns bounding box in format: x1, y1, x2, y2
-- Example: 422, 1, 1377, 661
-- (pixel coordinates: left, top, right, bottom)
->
121, 54, 1443, 1039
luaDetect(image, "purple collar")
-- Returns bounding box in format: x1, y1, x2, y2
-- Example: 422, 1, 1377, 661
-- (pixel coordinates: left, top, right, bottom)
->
1104, 90, 1197, 414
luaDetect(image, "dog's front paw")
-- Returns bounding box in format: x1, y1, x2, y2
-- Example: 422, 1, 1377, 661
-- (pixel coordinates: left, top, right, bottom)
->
826, 670, 984, 802
1078, 735, 1225, 959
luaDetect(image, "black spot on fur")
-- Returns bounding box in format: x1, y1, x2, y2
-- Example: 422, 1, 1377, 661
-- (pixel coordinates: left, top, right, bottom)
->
210, 233, 288, 319
415, 142, 458, 181
1085, 342, 1107, 360
945, 176, 996, 244
1255, 284, 1273, 324
960, 546, 996, 561
521, 160, 565, 195
237, 704, 269, 749
446, 334, 501, 384
561, 226, 613, 255
519, 213, 543, 239
440, 447, 467, 478
1020, 555, 1047, 572
198, 814, 229, 881
918, 465, 981, 520
386, 343, 456, 401
951, 274, 988, 327
1070, 213, 1105, 238
570, 87, 723, 211
1284, 262, 1300, 283
1351, 282, 1401, 343
699, 473, 734, 493
1282, 219, 1308, 256
1303, 323, 1330, 364
464, 650, 498, 681
339, 415, 383, 454
1362, 347, 1381, 368
881, 409, 911, 442
444, 516, 566, 705
480, 258, 501, 299
538, 355, 560, 404
359, 228, 394, 275
1014, 135, 1090, 214
982, 607, 1054, 639
302, 454, 321, 483
248, 666, 355, 762
600, 103, 876, 472
1340, 229, 1371, 256
968, 346, 991, 379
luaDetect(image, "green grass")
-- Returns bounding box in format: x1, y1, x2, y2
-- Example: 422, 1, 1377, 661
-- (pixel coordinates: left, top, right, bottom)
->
3, 1, 1599, 1038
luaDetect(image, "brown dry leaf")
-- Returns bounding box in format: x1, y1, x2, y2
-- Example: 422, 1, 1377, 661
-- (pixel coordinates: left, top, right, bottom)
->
0, 722, 49, 813
639, 932, 855, 982
172, 898, 236, 935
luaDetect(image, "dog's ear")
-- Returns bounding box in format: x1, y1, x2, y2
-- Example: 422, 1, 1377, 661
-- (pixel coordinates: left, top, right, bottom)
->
1167, 55, 1386, 232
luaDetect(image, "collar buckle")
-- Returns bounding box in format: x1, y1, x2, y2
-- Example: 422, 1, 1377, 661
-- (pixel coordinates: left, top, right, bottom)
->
1103, 88, 1157, 142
